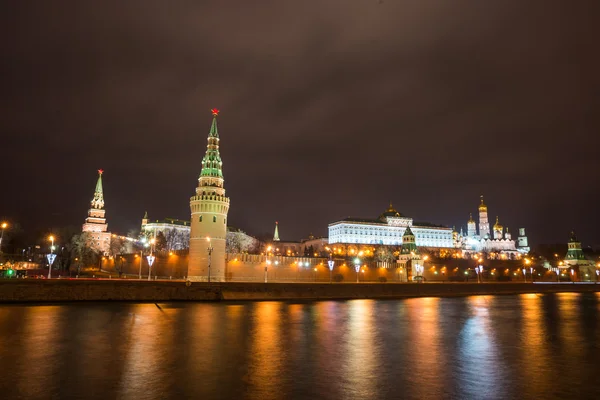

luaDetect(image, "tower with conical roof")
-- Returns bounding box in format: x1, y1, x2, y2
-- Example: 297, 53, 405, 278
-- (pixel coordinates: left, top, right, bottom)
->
188, 109, 231, 281
398, 226, 421, 281
562, 231, 594, 281
467, 213, 477, 237
82, 169, 111, 253
273, 221, 280, 241
478, 195, 490, 239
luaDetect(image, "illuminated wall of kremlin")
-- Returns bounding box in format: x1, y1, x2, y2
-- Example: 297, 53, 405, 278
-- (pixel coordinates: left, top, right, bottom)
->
75, 111, 597, 282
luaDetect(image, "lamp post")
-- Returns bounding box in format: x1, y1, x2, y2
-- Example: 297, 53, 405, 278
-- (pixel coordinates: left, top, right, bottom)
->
0, 222, 7, 253
265, 245, 272, 283
570, 268, 574, 282
522, 268, 527, 282
314, 267, 317, 282
596, 268, 599, 283
555, 268, 560, 282
206, 237, 213, 283
147, 238, 155, 281
139, 237, 148, 279
524, 258, 531, 283
47, 235, 56, 279
354, 257, 361, 283
476, 265, 483, 283
328, 258, 335, 283
415, 264, 424, 282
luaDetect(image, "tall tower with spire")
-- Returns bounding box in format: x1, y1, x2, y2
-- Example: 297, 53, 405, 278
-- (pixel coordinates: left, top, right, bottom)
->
478, 195, 490, 239
188, 109, 231, 281
273, 221, 280, 241
82, 170, 111, 253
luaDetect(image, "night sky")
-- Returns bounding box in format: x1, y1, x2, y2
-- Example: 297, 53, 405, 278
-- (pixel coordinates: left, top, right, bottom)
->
1, 1, 599, 247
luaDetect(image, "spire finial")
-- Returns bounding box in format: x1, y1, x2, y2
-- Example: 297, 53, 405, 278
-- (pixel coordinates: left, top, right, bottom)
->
211, 108, 220, 116
273, 221, 280, 241
98, 169, 104, 175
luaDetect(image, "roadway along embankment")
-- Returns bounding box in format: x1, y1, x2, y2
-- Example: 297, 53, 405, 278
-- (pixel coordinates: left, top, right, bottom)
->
0, 279, 598, 303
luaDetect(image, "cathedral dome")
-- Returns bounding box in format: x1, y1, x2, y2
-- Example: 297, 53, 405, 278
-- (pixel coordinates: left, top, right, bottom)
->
493, 216, 503, 230
379, 201, 401, 219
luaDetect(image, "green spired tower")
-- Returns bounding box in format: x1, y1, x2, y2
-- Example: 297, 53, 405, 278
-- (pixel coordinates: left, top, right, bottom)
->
398, 226, 421, 282
188, 109, 231, 281
82, 169, 111, 254
563, 231, 595, 281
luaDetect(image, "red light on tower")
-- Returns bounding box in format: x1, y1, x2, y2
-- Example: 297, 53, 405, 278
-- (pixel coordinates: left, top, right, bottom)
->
211, 108, 220, 116
98, 169, 104, 175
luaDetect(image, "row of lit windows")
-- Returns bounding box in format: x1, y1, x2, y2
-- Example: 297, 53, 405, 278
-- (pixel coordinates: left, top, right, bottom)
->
198, 215, 226, 224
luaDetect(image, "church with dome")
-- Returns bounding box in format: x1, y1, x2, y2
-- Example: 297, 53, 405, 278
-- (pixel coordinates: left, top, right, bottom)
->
328, 202, 454, 248
460, 195, 526, 257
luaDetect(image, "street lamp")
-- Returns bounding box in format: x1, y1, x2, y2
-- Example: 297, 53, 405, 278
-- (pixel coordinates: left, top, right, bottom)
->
265, 245, 272, 283
206, 237, 213, 283
415, 264, 424, 282
0, 222, 7, 253
139, 237, 148, 279
327, 258, 335, 283
354, 257, 361, 283
476, 265, 483, 283
522, 268, 527, 282
596, 268, 599, 283
147, 238, 156, 281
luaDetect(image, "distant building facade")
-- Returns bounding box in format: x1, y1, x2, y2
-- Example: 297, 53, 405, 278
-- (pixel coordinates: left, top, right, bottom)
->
141, 213, 191, 250
328, 203, 453, 248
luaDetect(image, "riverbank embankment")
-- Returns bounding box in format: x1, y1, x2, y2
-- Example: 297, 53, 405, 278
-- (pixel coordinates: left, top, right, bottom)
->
0, 279, 598, 303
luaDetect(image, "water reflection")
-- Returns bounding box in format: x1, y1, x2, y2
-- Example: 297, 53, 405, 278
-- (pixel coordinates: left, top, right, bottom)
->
0, 294, 599, 400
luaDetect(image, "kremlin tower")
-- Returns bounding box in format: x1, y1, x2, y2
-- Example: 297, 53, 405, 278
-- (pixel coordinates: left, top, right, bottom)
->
82, 170, 111, 254
478, 195, 490, 239
273, 221, 280, 241
188, 109, 230, 281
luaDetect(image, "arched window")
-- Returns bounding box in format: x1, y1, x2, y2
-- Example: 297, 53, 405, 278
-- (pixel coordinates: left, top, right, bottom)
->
213, 216, 217, 223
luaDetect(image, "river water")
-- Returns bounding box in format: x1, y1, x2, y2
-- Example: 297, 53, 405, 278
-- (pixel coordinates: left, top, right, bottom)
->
0, 293, 599, 399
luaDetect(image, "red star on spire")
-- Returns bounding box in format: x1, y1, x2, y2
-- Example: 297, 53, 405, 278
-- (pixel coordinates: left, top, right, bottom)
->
98, 169, 104, 175
211, 108, 220, 116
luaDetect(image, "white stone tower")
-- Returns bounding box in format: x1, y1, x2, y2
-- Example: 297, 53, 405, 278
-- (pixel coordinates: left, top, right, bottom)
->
517, 228, 530, 252
478, 195, 490, 239
82, 169, 111, 254
467, 213, 477, 237
188, 109, 230, 281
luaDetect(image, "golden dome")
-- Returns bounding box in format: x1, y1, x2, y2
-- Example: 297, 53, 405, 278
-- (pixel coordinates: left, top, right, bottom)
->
478, 195, 487, 211
468, 213, 475, 224
493, 216, 503, 230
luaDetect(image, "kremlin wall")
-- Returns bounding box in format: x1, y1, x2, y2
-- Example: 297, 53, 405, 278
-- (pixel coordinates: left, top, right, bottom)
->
72, 110, 599, 285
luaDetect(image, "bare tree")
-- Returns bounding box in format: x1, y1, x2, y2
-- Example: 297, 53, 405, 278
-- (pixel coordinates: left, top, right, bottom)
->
109, 236, 128, 277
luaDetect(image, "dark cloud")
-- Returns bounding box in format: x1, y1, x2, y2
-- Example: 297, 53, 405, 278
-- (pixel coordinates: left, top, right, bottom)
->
1, 0, 599, 246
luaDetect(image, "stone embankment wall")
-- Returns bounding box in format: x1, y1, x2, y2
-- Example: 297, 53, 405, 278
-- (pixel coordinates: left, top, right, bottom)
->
0, 280, 598, 303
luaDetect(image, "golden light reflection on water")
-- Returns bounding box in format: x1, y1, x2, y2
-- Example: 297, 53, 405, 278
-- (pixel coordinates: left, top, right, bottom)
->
343, 300, 378, 398
15, 306, 63, 398
118, 304, 172, 398
517, 293, 553, 397
406, 297, 444, 385
246, 302, 284, 399
556, 293, 584, 371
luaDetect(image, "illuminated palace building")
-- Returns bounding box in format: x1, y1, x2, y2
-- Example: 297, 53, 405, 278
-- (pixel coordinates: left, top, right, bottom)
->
328, 203, 454, 248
